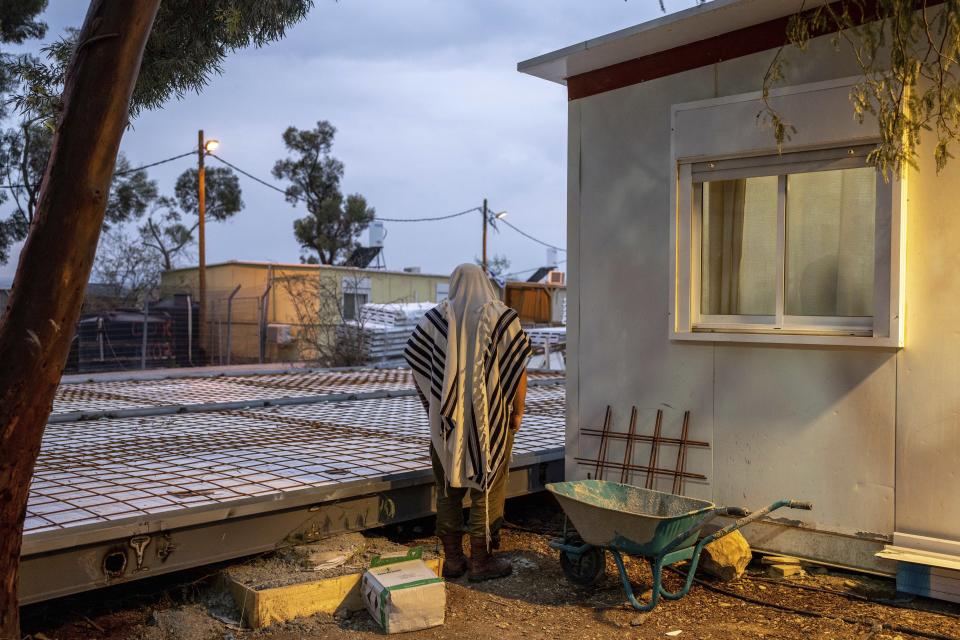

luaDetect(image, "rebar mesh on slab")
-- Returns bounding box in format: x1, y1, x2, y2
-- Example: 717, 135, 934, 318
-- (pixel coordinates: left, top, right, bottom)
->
27, 384, 564, 536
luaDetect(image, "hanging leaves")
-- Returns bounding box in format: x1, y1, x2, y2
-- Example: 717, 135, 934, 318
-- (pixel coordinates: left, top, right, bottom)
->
762, 1, 960, 178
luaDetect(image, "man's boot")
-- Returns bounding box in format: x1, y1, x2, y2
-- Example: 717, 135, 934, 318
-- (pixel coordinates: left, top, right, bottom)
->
439, 533, 468, 579
468, 536, 512, 582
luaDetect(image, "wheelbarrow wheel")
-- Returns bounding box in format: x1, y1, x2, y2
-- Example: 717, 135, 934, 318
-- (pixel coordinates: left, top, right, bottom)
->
559, 545, 606, 586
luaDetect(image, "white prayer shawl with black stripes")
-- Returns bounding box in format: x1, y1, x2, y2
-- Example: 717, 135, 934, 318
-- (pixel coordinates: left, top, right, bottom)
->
404, 302, 531, 496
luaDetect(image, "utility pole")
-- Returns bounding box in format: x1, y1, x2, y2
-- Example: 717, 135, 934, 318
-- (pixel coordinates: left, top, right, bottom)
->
197, 130, 207, 365
481, 198, 489, 273
481, 200, 508, 275
196, 130, 219, 365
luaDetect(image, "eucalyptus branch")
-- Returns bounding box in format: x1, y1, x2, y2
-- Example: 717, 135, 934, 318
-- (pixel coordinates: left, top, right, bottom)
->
761, 0, 960, 177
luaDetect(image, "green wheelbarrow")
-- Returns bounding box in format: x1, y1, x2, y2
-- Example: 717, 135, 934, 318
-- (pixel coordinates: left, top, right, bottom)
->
547, 479, 812, 612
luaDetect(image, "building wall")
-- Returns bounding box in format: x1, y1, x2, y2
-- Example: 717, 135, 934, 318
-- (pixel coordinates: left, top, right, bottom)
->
568, 36, 911, 570
504, 283, 566, 325
896, 133, 960, 544
160, 263, 449, 362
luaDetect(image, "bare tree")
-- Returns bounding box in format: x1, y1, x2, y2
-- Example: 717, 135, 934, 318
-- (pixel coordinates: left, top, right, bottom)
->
92, 229, 165, 305
139, 198, 195, 271
279, 272, 370, 367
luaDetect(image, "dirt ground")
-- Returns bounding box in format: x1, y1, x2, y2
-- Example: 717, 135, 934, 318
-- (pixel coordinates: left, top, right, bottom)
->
21, 495, 960, 640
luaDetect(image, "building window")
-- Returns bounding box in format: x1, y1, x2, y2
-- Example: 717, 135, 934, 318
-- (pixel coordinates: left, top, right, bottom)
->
342, 292, 369, 321
436, 283, 449, 302
341, 277, 371, 322
672, 145, 904, 347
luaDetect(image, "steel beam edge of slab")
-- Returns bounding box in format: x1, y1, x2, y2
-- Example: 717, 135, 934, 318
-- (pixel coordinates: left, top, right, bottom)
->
22, 448, 564, 556
18, 456, 564, 605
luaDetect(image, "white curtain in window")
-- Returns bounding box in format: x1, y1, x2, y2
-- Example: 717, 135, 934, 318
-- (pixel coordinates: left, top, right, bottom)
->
785, 168, 875, 317
703, 180, 745, 315
702, 177, 778, 316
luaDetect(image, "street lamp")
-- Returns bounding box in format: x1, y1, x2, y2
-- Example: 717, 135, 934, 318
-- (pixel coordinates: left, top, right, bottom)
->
197, 130, 219, 365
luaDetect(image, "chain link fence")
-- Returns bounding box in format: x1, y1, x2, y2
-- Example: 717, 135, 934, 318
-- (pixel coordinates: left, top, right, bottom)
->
23, 277, 564, 375
59, 287, 294, 374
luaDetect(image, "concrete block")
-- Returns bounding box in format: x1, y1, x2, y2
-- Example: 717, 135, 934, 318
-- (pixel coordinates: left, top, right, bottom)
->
767, 563, 805, 578
225, 558, 443, 628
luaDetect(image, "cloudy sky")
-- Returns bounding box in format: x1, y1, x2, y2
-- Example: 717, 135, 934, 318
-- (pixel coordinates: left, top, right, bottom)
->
3, 1, 692, 281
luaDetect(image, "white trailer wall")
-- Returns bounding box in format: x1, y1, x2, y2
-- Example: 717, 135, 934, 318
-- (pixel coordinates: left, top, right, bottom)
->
896, 133, 960, 553
566, 37, 917, 572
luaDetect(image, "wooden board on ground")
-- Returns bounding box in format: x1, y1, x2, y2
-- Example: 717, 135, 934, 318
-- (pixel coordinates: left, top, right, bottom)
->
761, 555, 802, 566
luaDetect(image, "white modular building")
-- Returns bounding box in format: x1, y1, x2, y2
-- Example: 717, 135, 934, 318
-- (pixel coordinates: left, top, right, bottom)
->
520, 0, 960, 597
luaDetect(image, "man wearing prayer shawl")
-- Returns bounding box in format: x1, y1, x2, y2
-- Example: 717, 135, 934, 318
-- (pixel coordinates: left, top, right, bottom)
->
404, 263, 531, 581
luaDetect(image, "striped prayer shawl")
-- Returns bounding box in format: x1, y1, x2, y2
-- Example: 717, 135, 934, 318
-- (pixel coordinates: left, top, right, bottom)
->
404, 301, 531, 493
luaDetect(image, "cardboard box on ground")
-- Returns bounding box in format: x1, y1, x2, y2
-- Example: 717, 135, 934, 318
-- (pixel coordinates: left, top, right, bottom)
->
361, 549, 446, 634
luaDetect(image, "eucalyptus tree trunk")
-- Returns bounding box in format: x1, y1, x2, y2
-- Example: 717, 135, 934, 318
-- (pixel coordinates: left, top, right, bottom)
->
0, 2, 160, 637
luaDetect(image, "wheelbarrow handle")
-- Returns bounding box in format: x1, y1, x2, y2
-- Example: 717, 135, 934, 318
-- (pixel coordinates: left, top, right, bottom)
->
660, 499, 811, 557
703, 498, 813, 547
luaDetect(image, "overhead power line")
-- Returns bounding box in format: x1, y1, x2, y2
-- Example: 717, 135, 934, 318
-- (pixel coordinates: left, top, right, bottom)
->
505, 259, 567, 279
1, 150, 195, 189
208, 153, 291, 198
212, 152, 568, 251
211, 153, 484, 222
1, 147, 569, 256
210, 154, 483, 223
499, 218, 566, 252
1, 145, 569, 256
115, 150, 195, 175
376, 207, 480, 222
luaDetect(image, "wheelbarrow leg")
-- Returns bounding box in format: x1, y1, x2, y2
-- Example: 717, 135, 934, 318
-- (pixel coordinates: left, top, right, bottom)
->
658, 542, 707, 600
610, 549, 661, 612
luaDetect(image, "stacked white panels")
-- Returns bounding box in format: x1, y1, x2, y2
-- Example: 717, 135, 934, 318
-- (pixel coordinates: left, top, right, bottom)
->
526, 326, 566, 349
525, 326, 567, 371
352, 302, 435, 362
360, 302, 435, 326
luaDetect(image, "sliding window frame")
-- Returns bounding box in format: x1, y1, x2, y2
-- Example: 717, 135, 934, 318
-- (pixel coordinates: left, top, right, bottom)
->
673, 144, 902, 346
